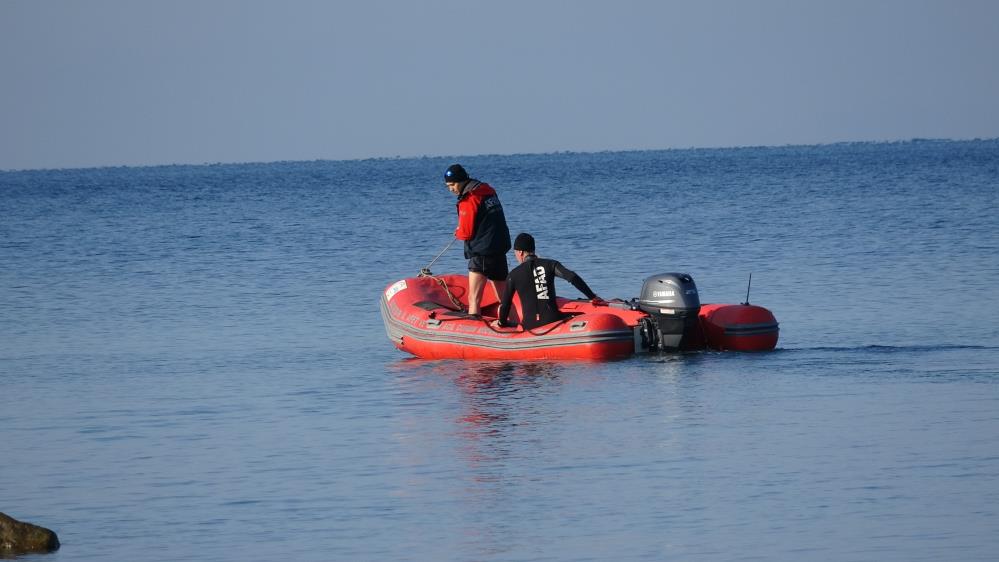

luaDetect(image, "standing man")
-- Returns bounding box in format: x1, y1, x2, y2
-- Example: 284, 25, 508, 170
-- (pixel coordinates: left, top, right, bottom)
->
494, 233, 607, 330
445, 164, 511, 317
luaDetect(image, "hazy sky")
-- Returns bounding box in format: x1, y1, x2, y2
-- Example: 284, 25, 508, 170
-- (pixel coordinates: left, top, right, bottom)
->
2, 0, 997, 170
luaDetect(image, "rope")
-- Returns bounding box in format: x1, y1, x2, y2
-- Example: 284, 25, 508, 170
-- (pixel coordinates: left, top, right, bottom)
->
420, 238, 457, 277
431, 275, 466, 311
527, 315, 574, 335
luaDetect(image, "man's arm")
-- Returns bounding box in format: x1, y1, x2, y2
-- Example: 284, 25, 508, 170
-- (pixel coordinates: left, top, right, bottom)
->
552, 261, 597, 300
454, 197, 480, 241
496, 277, 516, 327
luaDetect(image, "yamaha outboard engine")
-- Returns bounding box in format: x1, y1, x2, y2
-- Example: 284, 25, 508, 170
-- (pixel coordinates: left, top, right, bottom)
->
636, 273, 701, 351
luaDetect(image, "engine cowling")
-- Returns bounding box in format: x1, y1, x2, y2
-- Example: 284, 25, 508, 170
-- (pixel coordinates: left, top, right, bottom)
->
636, 273, 701, 350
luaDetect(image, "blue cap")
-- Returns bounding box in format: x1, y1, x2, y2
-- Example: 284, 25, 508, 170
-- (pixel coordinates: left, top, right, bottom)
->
444, 164, 469, 183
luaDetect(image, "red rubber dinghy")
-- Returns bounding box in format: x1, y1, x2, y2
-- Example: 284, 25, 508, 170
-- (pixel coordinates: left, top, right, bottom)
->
381, 271, 778, 361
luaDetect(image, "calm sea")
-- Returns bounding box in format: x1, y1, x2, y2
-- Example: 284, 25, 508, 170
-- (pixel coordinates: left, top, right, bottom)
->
2, 140, 998, 561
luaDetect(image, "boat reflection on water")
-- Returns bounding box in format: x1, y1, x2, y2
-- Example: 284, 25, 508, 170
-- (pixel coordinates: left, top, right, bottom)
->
450, 362, 562, 439
389, 359, 568, 476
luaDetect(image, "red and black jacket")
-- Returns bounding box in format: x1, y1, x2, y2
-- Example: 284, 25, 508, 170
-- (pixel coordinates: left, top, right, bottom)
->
454, 181, 511, 258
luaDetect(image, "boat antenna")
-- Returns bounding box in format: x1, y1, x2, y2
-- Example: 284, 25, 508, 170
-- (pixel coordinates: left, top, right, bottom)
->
743, 273, 752, 305
420, 237, 456, 277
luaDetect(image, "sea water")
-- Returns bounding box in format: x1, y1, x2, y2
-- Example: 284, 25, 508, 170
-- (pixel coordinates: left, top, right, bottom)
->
2, 140, 998, 561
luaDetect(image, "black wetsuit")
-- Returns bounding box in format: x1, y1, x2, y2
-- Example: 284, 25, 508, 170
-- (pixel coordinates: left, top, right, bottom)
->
497, 256, 597, 330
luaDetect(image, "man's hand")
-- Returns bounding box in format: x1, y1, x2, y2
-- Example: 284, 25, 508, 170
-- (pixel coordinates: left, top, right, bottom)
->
590, 297, 608, 307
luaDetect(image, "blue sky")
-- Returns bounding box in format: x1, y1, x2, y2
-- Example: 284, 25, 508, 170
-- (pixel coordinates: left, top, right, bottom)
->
2, 0, 997, 170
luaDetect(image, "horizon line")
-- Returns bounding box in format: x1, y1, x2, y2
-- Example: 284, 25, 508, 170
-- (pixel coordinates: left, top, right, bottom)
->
2, 136, 996, 174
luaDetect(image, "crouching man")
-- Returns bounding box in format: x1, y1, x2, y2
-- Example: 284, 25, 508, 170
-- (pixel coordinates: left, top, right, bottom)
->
493, 233, 606, 330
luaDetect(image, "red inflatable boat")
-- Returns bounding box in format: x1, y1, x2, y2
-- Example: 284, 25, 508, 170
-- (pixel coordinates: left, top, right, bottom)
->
380, 272, 778, 361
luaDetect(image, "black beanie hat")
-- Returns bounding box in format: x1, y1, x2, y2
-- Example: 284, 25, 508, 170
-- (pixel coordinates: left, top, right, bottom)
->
444, 164, 469, 183
514, 233, 535, 252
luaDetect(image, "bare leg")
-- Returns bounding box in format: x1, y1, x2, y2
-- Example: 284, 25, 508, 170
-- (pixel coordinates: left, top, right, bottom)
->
490, 279, 506, 307
467, 271, 486, 315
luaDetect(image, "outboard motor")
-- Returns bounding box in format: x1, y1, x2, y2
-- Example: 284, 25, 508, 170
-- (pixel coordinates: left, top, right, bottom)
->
636, 273, 701, 351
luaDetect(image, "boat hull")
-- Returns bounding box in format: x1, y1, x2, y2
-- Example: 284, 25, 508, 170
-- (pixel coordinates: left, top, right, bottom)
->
380, 275, 643, 360
380, 274, 779, 360
698, 303, 780, 352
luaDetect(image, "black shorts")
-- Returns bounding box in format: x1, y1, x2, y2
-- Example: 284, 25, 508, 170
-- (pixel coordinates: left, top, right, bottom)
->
467, 254, 509, 281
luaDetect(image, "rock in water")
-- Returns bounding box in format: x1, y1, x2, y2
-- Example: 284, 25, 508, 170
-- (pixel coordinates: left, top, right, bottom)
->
0, 512, 60, 555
